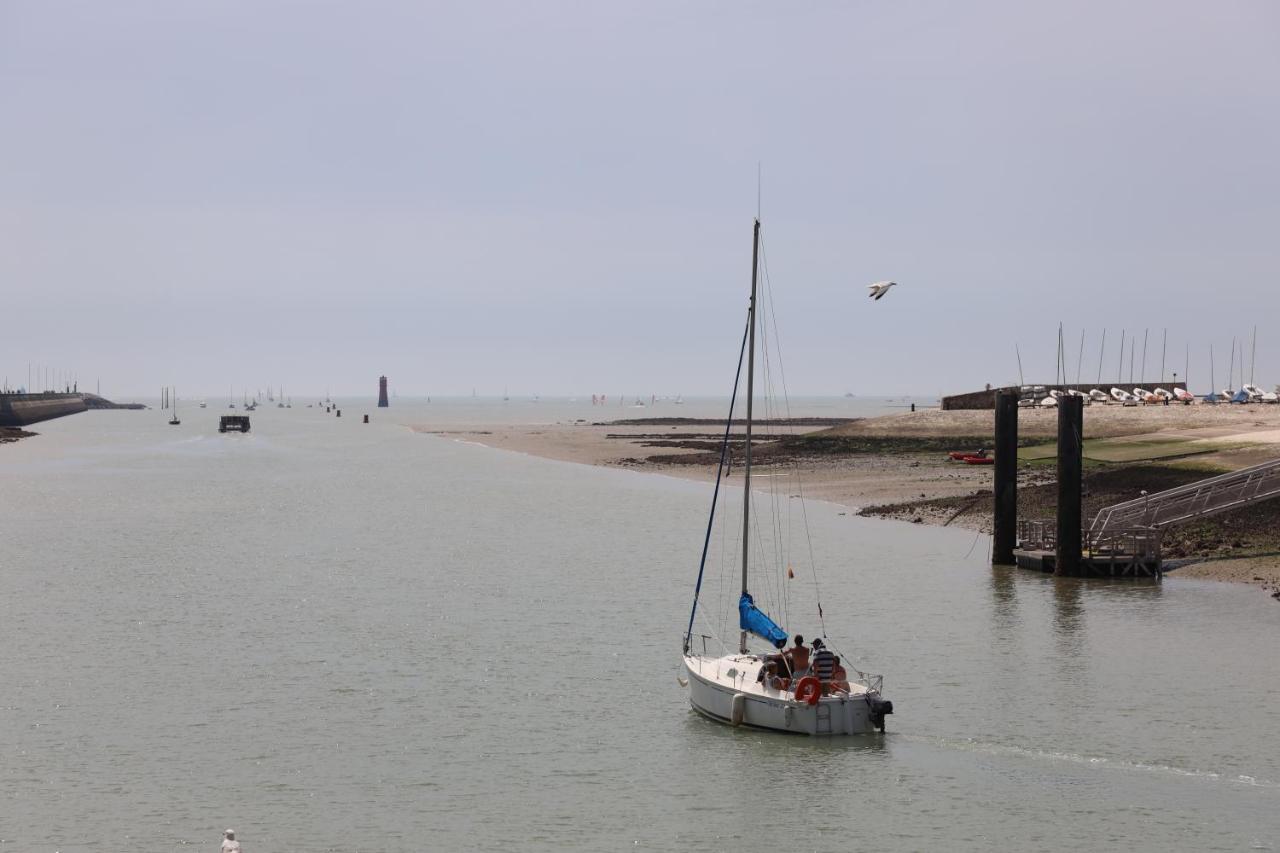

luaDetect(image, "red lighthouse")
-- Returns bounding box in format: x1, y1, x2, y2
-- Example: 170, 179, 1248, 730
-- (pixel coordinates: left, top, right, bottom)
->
378, 376, 389, 407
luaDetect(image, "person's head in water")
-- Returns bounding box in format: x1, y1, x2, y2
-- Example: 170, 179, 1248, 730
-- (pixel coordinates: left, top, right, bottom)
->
225, 830, 235, 840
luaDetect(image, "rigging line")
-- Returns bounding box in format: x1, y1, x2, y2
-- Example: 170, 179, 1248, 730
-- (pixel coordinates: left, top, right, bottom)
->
684, 310, 751, 654
757, 242, 794, 629
758, 312, 787, 621
759, 234, 826, 632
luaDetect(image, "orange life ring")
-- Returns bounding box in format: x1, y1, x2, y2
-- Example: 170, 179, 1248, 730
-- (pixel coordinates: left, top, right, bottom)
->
793, 676, 821, 706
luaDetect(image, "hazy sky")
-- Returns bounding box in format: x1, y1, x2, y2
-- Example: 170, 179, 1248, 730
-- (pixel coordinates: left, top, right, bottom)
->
3, 1, 1278, 398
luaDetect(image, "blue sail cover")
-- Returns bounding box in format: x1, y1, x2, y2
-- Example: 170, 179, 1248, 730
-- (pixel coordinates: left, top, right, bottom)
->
739, 592, 788, 648
1232, 389, 1250, 404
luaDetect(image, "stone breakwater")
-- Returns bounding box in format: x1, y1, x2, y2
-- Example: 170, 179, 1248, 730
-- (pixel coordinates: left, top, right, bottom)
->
0, 393, 87, 427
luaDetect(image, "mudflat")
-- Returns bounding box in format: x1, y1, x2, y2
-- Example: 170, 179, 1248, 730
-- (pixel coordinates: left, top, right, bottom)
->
411, 403, 1280, 593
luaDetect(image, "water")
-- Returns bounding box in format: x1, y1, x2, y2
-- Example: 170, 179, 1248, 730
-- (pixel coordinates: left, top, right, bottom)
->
2, 401, 1278, 851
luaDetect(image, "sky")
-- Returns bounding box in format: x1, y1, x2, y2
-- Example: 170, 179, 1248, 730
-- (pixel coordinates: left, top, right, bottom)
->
2, 1, 1278, 398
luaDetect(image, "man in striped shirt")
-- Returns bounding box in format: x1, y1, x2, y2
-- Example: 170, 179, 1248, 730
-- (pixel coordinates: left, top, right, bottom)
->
811, 638, 836, 692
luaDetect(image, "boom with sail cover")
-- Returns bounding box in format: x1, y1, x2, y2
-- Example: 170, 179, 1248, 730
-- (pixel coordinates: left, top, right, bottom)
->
739, 592, 788, 649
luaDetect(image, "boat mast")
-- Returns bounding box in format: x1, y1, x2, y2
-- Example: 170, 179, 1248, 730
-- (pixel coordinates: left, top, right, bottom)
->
741, 218, 760, 655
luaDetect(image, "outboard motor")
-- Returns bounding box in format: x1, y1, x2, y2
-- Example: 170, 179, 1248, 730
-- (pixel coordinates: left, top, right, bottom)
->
866, 696, 894, 732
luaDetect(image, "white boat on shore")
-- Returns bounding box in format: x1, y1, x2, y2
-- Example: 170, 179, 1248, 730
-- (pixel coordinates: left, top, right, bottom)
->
1173, 387, 1196, 402
1110, 387, 1137, 405
680, 217, 893, 736
1132, 387, 1157, 403
1066, 389, 1091, 405
1089, 388, 1110, 403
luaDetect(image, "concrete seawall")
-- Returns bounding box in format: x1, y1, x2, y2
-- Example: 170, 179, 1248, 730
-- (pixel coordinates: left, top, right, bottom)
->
0, 393, 89, 427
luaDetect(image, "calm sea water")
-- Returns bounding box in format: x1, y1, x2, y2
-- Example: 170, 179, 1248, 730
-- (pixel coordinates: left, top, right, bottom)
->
2, 400, 1278, 851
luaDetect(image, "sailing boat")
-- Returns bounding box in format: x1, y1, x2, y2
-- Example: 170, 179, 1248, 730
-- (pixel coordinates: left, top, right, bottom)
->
680, 218, 893, 735
168, 387, 181, 425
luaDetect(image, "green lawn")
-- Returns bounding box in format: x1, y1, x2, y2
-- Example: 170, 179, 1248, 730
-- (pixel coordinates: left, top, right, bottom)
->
1018, 436, 1218, 463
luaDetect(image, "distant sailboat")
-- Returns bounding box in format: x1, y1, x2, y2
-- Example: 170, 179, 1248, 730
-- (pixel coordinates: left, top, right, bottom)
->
168, 387, 181, 425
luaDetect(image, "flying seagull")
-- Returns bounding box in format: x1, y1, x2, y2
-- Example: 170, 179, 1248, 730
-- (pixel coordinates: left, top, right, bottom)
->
867, 281, 898, 301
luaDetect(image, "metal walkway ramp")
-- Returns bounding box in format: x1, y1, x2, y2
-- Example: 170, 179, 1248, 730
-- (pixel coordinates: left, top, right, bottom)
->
1090, 458, 1280, 534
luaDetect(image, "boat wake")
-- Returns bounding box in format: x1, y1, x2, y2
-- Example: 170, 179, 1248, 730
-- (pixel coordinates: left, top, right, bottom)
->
899, 733, 1278, 788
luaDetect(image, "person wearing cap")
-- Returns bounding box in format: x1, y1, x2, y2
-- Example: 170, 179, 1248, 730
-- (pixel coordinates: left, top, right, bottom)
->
811, 638, 836, 693
222, 829, 242, 852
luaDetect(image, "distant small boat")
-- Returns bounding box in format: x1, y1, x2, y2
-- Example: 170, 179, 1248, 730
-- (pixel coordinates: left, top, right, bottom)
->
168, 387, 180, 425
1088, 389, 1109, 402
1040, 395, 1058, 407
1153, 388, 1174, 401
1132, 388, 1157, 403
949, 450, 987, 461
963, 455, 995, 465
199, 401, 207, 408
1173, 387, 1195, 402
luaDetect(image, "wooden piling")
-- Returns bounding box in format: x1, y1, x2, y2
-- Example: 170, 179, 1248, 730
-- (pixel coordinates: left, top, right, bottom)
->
992, 390, 1018, 564
1055, 394, 1083, 576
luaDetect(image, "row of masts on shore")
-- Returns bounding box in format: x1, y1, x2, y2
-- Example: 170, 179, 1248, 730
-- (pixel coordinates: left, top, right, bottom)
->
1016, 324, 1271, 395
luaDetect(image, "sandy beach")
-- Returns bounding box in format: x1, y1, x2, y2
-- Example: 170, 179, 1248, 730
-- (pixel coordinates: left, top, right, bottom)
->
412, 403, 1280, 593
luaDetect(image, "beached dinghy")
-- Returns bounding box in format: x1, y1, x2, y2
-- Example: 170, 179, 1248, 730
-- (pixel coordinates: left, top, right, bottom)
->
1132, 387, 1156, 403
1110, 387, 1135, 403
1089, 389, 1110, 403
1153, 388, 1173, 401
681, 218, 893, 736
1173, 387, 1195, 402
1066, 389, 1091, 405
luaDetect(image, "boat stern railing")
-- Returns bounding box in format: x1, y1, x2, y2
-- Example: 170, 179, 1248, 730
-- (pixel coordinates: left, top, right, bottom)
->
852, 671, 884, 694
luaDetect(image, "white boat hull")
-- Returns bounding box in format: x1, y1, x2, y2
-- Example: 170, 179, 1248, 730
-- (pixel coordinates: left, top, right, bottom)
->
683, 655, 888, 736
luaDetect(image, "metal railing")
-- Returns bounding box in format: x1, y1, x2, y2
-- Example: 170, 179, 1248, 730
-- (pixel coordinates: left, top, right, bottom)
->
1018, 518, 1162, 563
1089, 458, 1280, 534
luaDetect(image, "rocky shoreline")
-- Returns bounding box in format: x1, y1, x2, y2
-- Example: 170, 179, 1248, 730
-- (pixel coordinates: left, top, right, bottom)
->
1, 426, 37, 445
